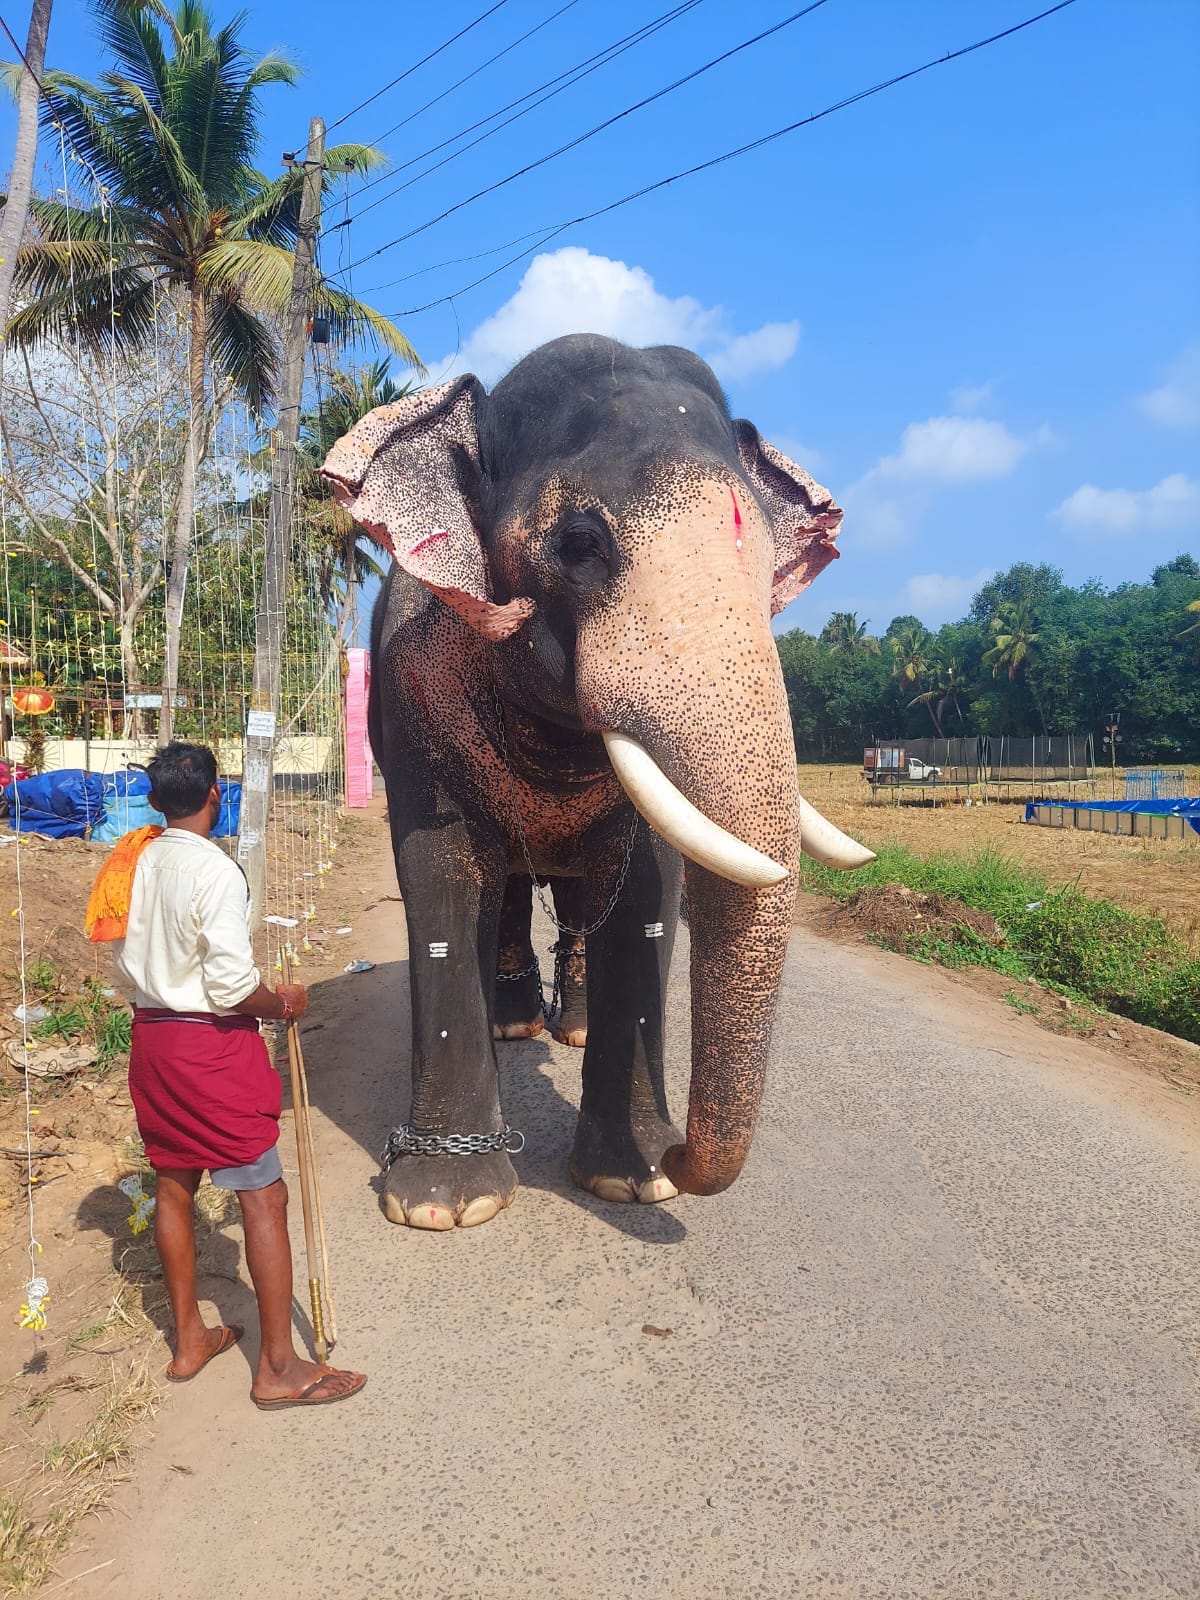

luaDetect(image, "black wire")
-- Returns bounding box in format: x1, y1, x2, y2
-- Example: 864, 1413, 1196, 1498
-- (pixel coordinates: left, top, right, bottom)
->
326, 0, 512, 134
339, 0, 832, 250
344, 0, 704, 211
0, 10, 107, 187
365, 0, 583, 151
342, 0, 1079, 313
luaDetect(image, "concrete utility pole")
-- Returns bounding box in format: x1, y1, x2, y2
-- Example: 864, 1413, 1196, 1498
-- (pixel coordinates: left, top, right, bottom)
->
238, 117, 325, 926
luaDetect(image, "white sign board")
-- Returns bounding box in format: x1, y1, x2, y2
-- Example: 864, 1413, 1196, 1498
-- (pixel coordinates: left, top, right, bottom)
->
245, 710, 277, 739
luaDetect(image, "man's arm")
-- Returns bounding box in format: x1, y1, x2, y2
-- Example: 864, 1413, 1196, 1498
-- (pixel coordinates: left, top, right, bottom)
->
194, 864, 306, 1018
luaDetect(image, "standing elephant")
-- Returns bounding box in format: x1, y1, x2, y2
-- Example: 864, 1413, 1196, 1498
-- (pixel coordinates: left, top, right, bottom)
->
321, 334, 872, 1231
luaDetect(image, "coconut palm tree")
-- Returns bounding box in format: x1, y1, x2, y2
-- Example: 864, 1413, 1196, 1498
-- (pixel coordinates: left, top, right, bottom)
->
820, 611, 876, 651
982, 600, 1039, 680
3, 0, 421, 738
908, 652, 968, 736
888, 620, 933, 690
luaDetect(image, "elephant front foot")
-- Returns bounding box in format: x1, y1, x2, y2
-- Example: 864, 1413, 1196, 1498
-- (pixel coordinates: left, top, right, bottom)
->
381, 1150, 518, 1230
569, 1111, 682, 1205
493, 964, 545, 1041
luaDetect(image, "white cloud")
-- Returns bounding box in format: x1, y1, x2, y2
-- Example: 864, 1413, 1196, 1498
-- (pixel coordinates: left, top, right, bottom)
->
437, 247, 799, 386
770, 434, 822, 471
707, 321, 799, 381
1136, 344, 1200, 429
904, 567, 996, 622
1052, 473, 1200, 533
950, 381, 992, 413
875, 415, 1030, 482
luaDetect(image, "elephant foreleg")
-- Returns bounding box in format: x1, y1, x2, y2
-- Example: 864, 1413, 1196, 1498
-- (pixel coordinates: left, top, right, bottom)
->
383, 816, 517, 1230
570, 819, 683, 1205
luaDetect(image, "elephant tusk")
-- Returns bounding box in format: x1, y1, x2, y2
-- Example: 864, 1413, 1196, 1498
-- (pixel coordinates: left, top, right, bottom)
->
602, 731, 790, 889
798, 796, 877, 870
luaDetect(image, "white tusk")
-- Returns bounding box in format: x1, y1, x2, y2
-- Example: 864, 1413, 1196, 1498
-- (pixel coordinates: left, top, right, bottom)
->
602, 731, 790, 889
798, 796, 876, 870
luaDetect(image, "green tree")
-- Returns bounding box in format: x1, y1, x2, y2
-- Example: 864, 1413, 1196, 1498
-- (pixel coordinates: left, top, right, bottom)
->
982, 600, 1039, 681
819, 611, 877, 652
888, 619, 934, 691
3, 0, 422, 738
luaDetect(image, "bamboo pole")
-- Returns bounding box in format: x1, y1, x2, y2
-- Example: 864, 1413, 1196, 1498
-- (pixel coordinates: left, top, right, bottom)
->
285, 1021, 327, 1363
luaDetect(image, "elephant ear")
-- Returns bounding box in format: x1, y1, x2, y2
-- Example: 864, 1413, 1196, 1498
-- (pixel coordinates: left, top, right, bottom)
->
733, 420, 842, 617
320, 376, 534, 642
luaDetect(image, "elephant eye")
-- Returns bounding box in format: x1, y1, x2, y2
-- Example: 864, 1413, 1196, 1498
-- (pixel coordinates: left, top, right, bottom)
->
554, 518, 614, 586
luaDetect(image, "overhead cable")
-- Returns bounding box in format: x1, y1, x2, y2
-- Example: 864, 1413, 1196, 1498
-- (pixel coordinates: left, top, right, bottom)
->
326, 0, 511, 133
365, 0, 583, 150
344, 0, 1079, 311
339, 0, 832, 247
349, 0, 705, 207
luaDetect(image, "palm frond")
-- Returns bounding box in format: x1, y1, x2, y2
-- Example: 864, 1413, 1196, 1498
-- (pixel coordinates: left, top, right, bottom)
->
314, 282, 424, 370
206, 290, 278, 409
226, 167, 302, 246
197, 236, 294, 312
323, 142, 389, 178
5, 267, 161, 356
94, 0, 171, 110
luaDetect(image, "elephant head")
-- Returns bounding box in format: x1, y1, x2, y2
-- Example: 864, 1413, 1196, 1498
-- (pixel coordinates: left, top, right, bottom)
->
322, 335, 872, 1197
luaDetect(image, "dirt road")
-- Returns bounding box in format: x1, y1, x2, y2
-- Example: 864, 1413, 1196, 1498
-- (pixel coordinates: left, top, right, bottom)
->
57, 813, 1200, 1599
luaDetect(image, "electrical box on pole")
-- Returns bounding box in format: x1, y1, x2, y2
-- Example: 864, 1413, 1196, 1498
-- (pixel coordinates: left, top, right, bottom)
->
238, 117, 325, 927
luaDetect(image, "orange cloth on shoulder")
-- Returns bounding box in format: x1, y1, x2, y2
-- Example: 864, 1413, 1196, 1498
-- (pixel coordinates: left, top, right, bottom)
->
85, 825, 164, 943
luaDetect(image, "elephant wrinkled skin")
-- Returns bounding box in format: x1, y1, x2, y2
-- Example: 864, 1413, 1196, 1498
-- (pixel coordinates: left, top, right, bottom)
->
321, 334, 871, 1229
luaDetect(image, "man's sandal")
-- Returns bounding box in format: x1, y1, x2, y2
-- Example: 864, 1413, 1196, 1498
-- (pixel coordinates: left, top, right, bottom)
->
165, 1324, 243, 1383
251, 1368, 367, 1411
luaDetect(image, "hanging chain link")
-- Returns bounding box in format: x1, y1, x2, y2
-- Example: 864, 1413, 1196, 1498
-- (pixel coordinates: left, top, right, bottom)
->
491, 680, 638, 940
494, 957, 541, 984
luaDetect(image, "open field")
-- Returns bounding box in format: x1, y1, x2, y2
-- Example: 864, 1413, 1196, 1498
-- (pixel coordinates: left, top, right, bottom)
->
797, 764, 1200, 953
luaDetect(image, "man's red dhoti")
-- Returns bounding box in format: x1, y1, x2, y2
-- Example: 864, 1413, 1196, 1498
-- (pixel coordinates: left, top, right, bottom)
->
129, 1010, 282, 1171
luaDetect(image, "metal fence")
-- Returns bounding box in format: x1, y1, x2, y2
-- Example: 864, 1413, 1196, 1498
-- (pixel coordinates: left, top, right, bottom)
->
866, 735, 1094, 784
1124, 768, 1188, 801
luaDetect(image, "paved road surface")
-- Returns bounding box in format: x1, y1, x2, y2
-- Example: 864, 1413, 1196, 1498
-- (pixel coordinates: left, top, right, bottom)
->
61, 829, 1200, 1599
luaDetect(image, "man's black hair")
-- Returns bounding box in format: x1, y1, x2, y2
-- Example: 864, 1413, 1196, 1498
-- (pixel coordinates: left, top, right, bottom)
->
145, 741, 218, 821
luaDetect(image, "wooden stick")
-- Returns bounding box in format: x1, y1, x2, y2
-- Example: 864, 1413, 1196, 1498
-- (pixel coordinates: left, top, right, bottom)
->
285, 1022, 327, 1363
291, 1024, 338, 1347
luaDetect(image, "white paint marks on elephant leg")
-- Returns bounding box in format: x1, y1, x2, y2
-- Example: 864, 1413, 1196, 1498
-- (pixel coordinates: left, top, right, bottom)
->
644, 922, 664, 939
429, 941, 448, 958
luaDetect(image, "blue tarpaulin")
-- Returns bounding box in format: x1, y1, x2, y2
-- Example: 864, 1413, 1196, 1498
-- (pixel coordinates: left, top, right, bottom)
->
3, 770, 107, 837
91, 770, 242, 841
3, 769, 242, 840
1027, 797, 1200, 835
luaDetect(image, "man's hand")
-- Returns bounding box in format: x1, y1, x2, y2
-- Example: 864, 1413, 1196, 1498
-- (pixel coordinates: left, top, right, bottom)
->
276, 983, 309, 1021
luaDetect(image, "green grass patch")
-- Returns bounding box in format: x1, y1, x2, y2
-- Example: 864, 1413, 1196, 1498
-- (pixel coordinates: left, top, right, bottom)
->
32, 978, 131, 1076
800, 844, 1200, 1045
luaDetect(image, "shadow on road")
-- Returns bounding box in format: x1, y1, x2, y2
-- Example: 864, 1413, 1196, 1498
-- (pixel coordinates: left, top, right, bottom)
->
298, 956, 686, 1245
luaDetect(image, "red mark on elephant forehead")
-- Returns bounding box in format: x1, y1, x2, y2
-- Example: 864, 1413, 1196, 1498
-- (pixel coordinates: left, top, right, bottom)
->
407, 528, 450, 559
730, 488, 742, 529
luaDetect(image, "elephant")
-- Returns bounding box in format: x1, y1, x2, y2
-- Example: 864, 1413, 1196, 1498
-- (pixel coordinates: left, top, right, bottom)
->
494, 874, 587, 1047
321, 334, 873, 1231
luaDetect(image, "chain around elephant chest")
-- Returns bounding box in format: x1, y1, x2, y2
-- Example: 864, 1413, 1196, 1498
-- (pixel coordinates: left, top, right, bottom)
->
491, 680, 639, 939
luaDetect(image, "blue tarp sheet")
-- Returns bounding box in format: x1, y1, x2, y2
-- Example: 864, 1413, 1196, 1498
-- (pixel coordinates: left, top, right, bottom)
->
1027, 797, 1200, 835
3, 770, 107, 837
91, 771, 242, 841
3, 769, 242, 839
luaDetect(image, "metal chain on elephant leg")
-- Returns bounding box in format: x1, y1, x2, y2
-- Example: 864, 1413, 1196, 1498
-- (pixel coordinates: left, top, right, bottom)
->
495, 953, 553, 1022
491, 679, 639, 940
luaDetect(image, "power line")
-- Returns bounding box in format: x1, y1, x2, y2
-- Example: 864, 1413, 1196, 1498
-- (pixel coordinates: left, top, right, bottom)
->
346, 0, 1079, 315
326, 0, 512, 134
345, 1, 705, 210
365, 0, 583, 151
339, 0, 833, 254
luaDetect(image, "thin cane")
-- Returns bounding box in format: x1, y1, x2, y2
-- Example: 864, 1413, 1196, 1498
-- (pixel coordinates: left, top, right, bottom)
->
286, 1023, 328, 1363
291, 1025, 338, 1347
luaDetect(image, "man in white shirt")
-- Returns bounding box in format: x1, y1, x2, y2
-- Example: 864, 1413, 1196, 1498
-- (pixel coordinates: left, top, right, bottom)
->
117, 742, 364, 1409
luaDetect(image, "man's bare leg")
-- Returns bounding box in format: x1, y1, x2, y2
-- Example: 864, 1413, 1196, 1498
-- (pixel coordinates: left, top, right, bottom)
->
239, 1178, 362, 1402
156, 1168, 235, 1376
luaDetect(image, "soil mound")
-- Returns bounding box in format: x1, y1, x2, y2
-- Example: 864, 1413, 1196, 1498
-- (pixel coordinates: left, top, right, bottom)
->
827, 883, 1002, 952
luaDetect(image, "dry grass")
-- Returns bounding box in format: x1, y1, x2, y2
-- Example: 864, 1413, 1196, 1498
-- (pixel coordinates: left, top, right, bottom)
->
0, 1354, 158, 1594
797, 763, 1200, 953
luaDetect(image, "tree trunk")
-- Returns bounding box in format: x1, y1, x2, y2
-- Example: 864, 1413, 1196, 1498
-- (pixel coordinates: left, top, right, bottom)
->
0, 0, 53, 390
159, 285, 207, 743
120, 614, 141, 740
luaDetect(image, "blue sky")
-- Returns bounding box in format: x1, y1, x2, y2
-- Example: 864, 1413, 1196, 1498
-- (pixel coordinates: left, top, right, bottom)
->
4, 0, 1198, 636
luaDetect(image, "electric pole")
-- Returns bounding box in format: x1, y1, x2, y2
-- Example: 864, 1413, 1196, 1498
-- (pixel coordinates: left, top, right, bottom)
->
238, 117, 325, 926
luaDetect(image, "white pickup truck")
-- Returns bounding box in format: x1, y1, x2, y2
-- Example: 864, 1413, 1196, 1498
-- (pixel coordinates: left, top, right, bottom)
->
905, 757, 943, 781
